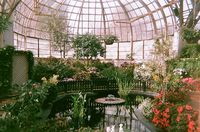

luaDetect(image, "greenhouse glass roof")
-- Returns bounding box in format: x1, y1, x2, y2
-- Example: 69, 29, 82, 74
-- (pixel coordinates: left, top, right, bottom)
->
1, 0, 198, 59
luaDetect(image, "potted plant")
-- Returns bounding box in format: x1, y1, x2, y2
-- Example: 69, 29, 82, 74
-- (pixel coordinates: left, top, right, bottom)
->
103, 34, 118, 45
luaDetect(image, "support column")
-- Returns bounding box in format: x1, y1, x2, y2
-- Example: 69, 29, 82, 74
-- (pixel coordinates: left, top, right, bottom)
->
0, 21, 14, 48
117, 42, 119, 60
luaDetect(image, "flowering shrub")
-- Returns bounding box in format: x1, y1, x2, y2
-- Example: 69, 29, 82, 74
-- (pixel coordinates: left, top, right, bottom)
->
182, 77, 195, 84
169, 104, 198, 132
148, 93, 198, 132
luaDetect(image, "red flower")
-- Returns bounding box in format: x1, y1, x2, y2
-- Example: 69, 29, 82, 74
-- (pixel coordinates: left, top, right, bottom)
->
152, 117, 159, 125
186, 104, 192, 111
176, 116, 180, 122
153, 108, 160, 115
165, 108, 170, 113
163, 112, 170, 118
177, 106, 184, 113
188, 120, 195, 131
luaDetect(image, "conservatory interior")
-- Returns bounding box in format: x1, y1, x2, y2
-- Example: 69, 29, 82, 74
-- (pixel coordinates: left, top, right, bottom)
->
0, 0, 200, 132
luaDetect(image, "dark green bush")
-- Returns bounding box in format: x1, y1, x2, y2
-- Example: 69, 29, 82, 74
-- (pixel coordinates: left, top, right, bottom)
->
182, 28, 200, 43
90, 60, 115, 71
33, 58, 76, 82
99, 67, 117, 79
180, 44, 200, 58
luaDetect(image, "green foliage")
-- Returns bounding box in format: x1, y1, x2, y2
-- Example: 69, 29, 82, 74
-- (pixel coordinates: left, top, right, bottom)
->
0, 76, 61, 131
0, 46, 34, 96
0, 46, 14, 95
0, 15, 11, 33
71, 93, 87, 129
182, 28, 200, 43
33, 58, 76, 82
90, 60, 115, 71
167, 58, 200, 78
180, 44, 200, 58
72, 34, 105, 59
0, 116, 20, 132
114, 67, 135, 97
4, 81, 48, 129
99, 67, 118, 79
103, 34, 118, 45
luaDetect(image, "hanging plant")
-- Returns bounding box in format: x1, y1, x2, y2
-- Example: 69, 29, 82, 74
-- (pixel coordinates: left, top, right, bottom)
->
103, 35, 118, 45
0, 15, 11, 33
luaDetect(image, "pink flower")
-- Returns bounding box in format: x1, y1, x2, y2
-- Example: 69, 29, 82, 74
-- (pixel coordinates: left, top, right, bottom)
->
153, 108, 160, 115
165, 108, 170, 113
182, 77, 194, 84
188, 120, 195, 130
177, 106, 184, 113
152, 117, 159, 125
187, 114, 192, 121
186, 104, 192, 111
176, 116, 180, 122
163, 112, 170, 118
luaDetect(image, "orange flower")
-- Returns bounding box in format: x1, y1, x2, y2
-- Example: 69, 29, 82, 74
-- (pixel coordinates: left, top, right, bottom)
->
186, 104, 192, 111
177, 106, 184, 113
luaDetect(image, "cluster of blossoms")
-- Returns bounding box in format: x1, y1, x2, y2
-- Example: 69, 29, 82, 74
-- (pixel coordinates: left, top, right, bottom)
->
175, 104, 197, 132
173, 68, 187, 77
87, 67, 98, 74
182, 77, 195, 84
151, 101, 172, 128
149, 92, 198, 132
134, 63, 151, 81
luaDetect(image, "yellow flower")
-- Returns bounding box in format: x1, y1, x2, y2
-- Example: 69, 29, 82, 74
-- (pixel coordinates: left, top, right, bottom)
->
49, 74, 59, 84
41, 77, 47, 84
153, 74, 160, 82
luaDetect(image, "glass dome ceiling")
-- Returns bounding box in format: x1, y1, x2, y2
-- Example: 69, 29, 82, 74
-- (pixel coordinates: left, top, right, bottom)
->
12, 0, 196, 58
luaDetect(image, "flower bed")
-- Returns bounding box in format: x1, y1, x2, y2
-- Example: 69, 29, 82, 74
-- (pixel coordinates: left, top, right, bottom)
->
145, 77, 199, 132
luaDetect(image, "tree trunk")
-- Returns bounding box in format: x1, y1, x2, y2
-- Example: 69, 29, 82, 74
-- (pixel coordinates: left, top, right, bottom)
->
185, 0, 200, 28
177, 0, 184, 56
0, 33, 4, 48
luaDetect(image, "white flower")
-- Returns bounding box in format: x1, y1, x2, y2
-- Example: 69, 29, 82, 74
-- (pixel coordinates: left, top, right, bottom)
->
35, 99, 39, 102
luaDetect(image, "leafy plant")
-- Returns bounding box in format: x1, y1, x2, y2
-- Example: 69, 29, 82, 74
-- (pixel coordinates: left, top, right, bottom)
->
0, 15, 11, 33
33, 58, 76, 82
114, 68, 135, 97
103, 34, 118, 45
180, 44, 200, 58
167, 58, 200, 78
71, 93, 87, 129
0, 46, 14, 95
1, 75, 60, 131
72, 34, 105, 60
182, 28, 200, 43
